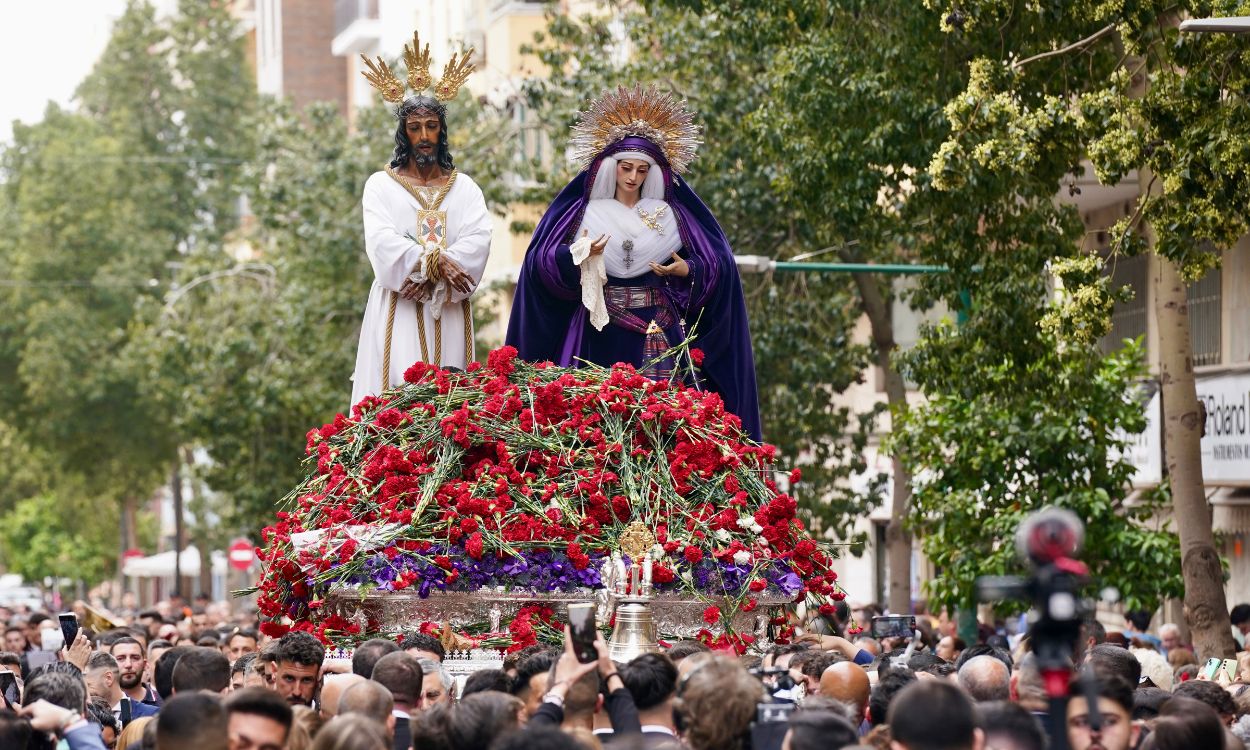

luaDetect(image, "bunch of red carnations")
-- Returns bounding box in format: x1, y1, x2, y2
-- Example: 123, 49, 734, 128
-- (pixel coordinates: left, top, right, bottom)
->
250, 347, 845, 651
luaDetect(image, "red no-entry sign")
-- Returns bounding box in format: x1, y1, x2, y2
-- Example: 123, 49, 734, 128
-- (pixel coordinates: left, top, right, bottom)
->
228, 539, 255, 571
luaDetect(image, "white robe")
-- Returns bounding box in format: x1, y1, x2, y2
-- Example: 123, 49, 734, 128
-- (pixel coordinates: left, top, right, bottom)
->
350, 170, 492, 407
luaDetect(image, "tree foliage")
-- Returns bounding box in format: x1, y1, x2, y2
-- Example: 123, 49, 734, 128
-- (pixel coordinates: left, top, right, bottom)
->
0, 0, 255, 583
644, 0, 1184, 611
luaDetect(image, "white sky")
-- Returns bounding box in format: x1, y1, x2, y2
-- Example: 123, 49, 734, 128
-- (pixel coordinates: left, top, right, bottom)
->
0, 0, 143, 143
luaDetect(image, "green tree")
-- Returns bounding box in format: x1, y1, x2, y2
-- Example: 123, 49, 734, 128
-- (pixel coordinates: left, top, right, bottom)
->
0, 0, 259, 590
923, 0, 1248, 655
643, 0, 1184, 616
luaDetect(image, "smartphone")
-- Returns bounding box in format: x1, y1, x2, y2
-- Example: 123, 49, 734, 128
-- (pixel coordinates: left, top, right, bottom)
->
58, 612, 80, 650
0, 671, 18, 709
568, 602, 597, 664
871, 615, 917, 640
1201, 656, 1223, 680
1223, 658, 1240, 682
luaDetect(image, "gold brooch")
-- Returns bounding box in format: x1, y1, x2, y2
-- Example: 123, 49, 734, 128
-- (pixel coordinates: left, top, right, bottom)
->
617, 520, 657, 560
636, 205, 667, 234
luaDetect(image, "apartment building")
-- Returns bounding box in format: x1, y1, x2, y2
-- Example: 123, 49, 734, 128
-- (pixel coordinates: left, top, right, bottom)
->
1072, 169, 1250, 606
252, 0, 349, 114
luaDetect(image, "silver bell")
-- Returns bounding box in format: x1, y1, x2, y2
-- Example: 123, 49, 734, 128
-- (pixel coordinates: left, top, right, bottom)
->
608, 599, 660, 662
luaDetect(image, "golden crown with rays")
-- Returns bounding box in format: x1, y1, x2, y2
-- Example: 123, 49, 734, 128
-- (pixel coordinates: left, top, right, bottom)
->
360, 31, 475, 104
569, 84, 703, 175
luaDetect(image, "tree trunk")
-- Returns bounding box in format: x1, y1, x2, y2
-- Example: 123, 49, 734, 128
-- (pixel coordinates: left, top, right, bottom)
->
1154, 253, 1237, 657
171, 460, 188, 599
846, 264, 914, 615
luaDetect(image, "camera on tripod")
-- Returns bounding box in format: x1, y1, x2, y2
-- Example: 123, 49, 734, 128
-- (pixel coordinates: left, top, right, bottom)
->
975, 506, 1090, 648
975, 507, 1095, 750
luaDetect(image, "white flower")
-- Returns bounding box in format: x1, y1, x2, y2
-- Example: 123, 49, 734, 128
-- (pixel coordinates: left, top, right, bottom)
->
681, 570, 693, 583
737, 516, 755, 529
733, 550, 752, 565
715, 529, 732, 542
749, 522, 764, 534
651, 543, 666, 559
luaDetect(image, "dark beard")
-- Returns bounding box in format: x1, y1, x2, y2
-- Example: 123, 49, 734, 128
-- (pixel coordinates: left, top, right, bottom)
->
119, 673, 142, 690
413, 151, 436, 167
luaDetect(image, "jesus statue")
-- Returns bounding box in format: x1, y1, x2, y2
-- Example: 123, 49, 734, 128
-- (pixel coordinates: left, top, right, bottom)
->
349, 34, 492, 406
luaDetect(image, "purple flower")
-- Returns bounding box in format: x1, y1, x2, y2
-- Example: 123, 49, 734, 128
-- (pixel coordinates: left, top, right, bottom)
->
770, 568, 804, 597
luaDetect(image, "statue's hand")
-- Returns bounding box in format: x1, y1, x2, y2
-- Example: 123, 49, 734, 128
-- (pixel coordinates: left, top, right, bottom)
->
649, 252, 689, 278
400, 278, 432, 301
440, 256, 475, 295
585, 229, 609, 256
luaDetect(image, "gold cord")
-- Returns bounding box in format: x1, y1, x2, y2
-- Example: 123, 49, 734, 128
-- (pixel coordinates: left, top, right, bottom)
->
463, 299, 473, 364
416, 302, 430, 365
386, 167, 458, 210
382, 291, 398, 390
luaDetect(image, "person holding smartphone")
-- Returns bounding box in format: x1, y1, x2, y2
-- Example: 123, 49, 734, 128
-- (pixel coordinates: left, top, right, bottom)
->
530, 621, 642, 738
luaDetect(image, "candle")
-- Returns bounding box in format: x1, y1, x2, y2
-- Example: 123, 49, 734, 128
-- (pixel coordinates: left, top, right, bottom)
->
643, 552, 653, 586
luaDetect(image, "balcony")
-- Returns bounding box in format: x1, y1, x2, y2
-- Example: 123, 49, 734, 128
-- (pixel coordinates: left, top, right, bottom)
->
332, 0, 380, 55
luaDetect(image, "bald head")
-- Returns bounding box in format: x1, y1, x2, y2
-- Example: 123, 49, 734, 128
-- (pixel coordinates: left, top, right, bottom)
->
819, 661, 870, 719
958, 654, 1010, 702
338, 679, 395, 724
318, 673, 366, 720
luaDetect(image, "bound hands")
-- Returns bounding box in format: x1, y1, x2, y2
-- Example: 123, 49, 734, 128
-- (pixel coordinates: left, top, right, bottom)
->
650, 252, 689, 278
399, 255, 474, 300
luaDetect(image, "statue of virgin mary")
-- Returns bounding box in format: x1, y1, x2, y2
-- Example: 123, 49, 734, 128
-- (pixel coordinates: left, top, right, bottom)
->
505, 85, 761, 441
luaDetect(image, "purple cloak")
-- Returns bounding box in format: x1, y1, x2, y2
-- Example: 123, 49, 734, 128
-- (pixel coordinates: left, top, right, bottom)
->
505, 137, 762, 442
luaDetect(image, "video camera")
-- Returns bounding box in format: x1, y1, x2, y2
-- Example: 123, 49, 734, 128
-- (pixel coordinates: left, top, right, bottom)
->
747, 665, 802, 750
975, 507, 1095, 750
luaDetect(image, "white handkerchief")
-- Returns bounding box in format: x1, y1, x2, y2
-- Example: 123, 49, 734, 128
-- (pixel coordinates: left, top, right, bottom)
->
571, 236, 609, 331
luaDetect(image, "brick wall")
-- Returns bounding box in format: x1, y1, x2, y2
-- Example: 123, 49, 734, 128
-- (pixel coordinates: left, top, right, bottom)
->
280, 0, 348, 115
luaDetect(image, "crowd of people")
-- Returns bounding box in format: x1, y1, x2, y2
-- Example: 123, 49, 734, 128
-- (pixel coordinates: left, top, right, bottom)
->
1, 596, 1249, 750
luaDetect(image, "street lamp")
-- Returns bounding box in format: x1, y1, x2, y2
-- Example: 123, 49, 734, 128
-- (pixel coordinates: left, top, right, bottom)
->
1178, 16, 1250, 33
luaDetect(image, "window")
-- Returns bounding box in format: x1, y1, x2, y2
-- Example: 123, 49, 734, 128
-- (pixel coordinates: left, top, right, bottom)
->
1099, 253, 1149, 355
1189, 265, 1222, 366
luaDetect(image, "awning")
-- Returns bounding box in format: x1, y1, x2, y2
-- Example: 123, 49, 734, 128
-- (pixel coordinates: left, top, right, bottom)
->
1211, 488, 1250, 534
121, 546, 227, 578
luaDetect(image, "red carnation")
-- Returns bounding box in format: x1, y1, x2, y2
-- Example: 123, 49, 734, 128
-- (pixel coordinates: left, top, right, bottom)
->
651, 565, 676, 584
690, 348, 705, 366
702, 606, 721, 626
749, 579, 767, 592
466, 532, 484, 560
683, 546, 704, 565
487, 346, 518, 376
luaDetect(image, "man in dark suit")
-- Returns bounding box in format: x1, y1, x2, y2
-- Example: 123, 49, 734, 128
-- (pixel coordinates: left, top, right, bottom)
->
371, 651, 424, 750
84, 651, 159, 729
616, 653, 681, 749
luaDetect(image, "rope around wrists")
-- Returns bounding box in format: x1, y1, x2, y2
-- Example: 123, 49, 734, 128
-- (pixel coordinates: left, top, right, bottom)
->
425, 245, 443, 282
